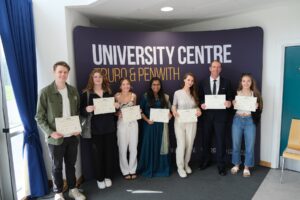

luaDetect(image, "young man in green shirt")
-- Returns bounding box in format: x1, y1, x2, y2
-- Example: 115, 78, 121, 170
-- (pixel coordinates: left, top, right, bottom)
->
36, 61, 85, 200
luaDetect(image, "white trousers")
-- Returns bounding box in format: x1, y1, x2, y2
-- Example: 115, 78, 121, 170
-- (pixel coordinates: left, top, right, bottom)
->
174, 120, 197, 170
117, 119, 138, 175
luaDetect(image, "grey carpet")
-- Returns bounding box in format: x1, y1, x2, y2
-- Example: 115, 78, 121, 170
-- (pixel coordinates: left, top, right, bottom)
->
75, 164, 269, 200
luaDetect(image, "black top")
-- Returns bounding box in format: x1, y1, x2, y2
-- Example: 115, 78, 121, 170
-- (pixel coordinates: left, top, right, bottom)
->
80, 91, 116, 135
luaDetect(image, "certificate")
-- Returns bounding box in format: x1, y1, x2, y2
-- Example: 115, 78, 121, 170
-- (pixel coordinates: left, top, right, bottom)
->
234, 96, 257, 112
55, 116, 81, 137
121, 105, 141, 122
205, 95, 226, 109
177, 109, 198, 123
93, 97, 116, 115
150, 108, 170, 123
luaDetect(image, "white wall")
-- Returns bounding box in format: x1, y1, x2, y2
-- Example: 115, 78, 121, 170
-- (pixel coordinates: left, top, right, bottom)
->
33, 0, 93, 179
170, 1, 300, 169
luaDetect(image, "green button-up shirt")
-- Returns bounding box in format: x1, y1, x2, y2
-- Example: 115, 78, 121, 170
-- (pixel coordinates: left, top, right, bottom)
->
35, 81, 80, 145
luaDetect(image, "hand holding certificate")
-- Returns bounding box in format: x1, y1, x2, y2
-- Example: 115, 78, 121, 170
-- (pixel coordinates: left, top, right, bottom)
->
234, 96, 257, 112
55, 116, 81, 137
93, 97, 116, 115
150, 108, 170, 123
177, 109, 198, 123
121, 105, 141, 122
205, 95, 226, 109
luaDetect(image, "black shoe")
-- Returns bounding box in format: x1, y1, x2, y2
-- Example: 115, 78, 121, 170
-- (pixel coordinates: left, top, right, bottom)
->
218, 168, 227, 176
199, 161, 210, 170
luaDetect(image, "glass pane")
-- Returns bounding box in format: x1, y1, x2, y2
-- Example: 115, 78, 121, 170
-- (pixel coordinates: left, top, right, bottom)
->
0, 38, 22, 129
0, 37, 25, 200
10, 133, 24, 199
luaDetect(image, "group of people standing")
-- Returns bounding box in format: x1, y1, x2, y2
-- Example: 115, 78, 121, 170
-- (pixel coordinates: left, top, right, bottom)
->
35, 60, 262, 200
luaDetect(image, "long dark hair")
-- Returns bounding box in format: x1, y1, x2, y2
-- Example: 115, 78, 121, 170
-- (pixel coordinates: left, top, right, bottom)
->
237, 73, 263, 110
182, 73, 199, 105
147, 77, 168, 108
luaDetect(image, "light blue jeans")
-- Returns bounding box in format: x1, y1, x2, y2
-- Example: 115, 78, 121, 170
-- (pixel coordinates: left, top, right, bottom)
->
231, 115, 256, 167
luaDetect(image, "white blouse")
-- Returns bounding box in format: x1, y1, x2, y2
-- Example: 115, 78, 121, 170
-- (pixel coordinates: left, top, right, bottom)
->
173, 89, 197, 110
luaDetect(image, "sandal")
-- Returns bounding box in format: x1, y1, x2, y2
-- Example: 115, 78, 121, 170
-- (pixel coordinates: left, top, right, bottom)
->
130, 174, 137, 180
243, 168, 251, 177
231, 166, 239, 175
123, 174, 131, 180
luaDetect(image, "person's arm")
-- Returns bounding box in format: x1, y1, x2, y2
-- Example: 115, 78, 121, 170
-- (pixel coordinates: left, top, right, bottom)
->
80, 92, 88, 116
225, 79, 233, 108
114, 92, 121, 117
35, 89, 54, 138
164, 94, 173, 119
75, 89, 80, 116
140, 94, 154, 125
171, 91, 179, 117
132, 93, 137, 105
199, 81, 207, 110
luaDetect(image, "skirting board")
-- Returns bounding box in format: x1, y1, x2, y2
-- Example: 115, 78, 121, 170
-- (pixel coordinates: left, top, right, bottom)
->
259, 160, 271, 168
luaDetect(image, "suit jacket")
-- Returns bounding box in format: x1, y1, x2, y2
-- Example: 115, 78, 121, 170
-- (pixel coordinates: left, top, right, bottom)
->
199, 76, 233, 122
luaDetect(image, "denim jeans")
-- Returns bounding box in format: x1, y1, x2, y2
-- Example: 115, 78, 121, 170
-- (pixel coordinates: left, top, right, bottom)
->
231, 115, 256, 167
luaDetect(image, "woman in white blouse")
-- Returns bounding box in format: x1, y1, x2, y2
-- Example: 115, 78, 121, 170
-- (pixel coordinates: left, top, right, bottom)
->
172, 73, 202, 178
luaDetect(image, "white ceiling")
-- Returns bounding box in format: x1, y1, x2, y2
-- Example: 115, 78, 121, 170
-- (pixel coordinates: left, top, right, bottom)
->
68, 0, 295, 30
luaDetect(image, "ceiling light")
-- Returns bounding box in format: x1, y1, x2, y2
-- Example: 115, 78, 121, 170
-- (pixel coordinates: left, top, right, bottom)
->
161, 6, 174, 12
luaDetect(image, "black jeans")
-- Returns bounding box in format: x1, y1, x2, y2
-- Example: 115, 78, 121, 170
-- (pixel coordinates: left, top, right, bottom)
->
48, 136, 79, 193
92, 133, 114, 182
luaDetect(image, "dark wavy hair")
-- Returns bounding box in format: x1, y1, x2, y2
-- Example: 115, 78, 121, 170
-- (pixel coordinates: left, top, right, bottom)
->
147, 77, 168, 108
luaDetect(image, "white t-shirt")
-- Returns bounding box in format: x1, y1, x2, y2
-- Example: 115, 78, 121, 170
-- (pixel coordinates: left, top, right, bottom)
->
58, 87, 72, 137
58, 87, 71, 117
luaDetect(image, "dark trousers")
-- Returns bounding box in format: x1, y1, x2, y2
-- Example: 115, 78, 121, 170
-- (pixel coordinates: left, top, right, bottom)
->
92, 133, 114, 181
201, 113, 227, 169
48, 136, 78, 193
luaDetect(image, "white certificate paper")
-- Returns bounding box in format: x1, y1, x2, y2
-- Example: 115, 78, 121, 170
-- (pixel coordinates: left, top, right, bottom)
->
93, 97, 116, 115
55, 116, 81, 137
205, 95, 226, 109
234, 96, 257, 112
150, 108, 170, 123
121, 105, 141, 122
177, 109, 198, 123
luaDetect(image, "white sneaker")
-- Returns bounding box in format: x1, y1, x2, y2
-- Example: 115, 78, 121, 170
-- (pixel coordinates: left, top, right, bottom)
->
54, 193, 65, 200
177, 169, 187, 178
68, 188, 86, 200
104, 178, 112, 187
97, 180, 106, 189
185, 165, 192, 174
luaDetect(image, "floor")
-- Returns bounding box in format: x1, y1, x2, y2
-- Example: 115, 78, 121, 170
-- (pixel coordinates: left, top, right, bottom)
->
252, 169, 300, 200
37, 167, 300, 200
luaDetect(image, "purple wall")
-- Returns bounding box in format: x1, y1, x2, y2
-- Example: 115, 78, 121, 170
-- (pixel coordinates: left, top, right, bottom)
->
73, 26, 263, 179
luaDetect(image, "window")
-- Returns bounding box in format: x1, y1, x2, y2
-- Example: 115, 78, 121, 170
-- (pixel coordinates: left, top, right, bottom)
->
0, 37, 25, 200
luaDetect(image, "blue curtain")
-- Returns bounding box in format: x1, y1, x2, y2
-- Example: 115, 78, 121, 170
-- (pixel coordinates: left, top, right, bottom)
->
0, 0, 49, 197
